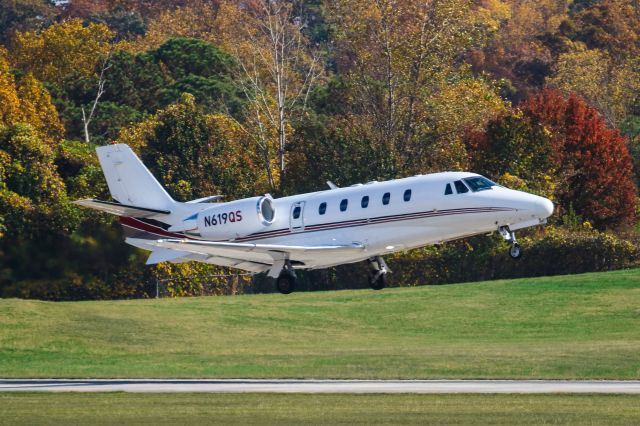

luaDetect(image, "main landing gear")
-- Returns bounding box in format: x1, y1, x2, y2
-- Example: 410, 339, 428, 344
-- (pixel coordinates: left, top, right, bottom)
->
499, 226, 522, 259
276, 261, 296, 294
368, 256, 390, 290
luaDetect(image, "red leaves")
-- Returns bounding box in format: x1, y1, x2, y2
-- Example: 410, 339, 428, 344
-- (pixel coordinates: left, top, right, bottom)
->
522, 88, 636, 228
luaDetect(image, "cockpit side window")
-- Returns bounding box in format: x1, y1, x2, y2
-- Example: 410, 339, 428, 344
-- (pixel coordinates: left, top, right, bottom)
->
454, 180, 469, 194
463, 176, 497, 192
444, 183, 453, 195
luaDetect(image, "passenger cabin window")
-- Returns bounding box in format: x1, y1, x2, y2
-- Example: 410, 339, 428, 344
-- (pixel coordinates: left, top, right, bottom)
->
318, 202, 327, 215
361, 195, 369, 208
454, 180, 469, 194
340, 199, 348, 211
292, 206, 301, 219
445, 183, 453, 195
463, 176, 497, 192
404, 189, 412, 202
382, 192, 391, 205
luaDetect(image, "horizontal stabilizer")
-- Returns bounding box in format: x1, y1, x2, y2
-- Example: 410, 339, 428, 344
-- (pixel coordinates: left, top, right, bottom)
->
186, 195, 224, 203
146, 249, 190, 265
74, 199, 171, 218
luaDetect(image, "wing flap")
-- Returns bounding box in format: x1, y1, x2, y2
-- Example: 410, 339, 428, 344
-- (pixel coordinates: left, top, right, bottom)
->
126, 238, 365, 267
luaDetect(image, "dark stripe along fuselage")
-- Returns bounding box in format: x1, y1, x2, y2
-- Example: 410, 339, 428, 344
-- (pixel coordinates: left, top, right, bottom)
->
120, 206, 515, 243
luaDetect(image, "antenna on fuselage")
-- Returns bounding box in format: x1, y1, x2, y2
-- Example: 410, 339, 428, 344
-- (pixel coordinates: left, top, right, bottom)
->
326, 181, 338, 190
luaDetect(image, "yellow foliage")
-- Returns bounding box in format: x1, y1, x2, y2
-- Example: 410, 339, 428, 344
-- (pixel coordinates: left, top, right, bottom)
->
548, 48, 640, 127
430, 78, 509, 136
0, 49, 21, 127
497, 172, 528, 191
124, 4, 218, 53
475, 0, 512, 32
116, 115, 158, 154
17, 73, 64, 142
11, 19, 114, 86
0, 49, 63, 143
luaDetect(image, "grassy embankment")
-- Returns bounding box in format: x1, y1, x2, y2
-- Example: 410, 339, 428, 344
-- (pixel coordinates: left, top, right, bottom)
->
2, 394, 640, 425
1, 269, 639, 379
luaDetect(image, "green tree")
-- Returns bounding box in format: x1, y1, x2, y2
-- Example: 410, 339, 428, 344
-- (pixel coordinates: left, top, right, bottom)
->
0, 124, 78, 240
466, 110, 557, 197
117, 94, 269, 201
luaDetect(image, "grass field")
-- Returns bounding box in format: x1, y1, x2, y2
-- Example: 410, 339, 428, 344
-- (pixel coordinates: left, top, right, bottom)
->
2, 393, 640, 425
1, 269, 639, 379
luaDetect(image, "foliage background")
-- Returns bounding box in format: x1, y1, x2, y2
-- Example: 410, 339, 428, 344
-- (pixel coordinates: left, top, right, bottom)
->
0, 0, 639, 299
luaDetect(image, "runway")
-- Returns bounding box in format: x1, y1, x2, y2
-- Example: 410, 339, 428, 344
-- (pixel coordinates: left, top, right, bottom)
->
2, 379, 640, 394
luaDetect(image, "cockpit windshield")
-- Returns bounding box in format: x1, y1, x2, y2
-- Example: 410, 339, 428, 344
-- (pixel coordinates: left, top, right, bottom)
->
463, 176, 497, 192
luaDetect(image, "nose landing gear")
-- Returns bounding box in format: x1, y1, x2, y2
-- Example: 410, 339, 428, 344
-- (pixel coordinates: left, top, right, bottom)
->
499, 226, 522, 260
368, 256, 390, 290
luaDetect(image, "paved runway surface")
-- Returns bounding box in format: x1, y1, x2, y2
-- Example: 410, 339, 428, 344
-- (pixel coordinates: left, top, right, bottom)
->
2, 379, 640, 393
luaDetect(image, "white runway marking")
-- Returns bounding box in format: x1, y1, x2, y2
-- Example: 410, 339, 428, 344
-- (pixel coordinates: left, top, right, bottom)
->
2, 379, 640, 394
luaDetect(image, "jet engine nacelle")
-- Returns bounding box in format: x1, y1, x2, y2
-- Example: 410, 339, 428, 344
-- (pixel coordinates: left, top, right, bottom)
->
193, 196, 276, 240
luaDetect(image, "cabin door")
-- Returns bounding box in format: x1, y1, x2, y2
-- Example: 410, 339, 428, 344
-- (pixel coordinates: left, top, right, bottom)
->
290, 201, 305, 232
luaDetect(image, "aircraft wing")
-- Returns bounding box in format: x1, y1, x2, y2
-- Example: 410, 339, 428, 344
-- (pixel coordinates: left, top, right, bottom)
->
125, 237, 365, 274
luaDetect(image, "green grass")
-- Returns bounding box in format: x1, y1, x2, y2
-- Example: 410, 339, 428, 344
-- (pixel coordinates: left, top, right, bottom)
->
1, 269, 640, 379
2, 393, 640, 425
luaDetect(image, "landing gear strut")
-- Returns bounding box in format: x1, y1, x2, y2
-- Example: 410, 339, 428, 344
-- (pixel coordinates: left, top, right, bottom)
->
499, 226, 522, 259
276, 261, 297, 294
368, 256, 389, 290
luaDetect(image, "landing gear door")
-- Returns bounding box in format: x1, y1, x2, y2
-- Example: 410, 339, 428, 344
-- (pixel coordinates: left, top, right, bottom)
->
290, 201, 305, 232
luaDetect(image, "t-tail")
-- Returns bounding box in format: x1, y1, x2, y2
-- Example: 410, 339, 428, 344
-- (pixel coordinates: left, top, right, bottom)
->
73, 144, 219, 264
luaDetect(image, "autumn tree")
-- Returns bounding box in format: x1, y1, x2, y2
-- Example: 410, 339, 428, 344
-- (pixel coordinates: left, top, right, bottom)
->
547, 47, 640, 128
17, 73, 65, 141
0, 48, 64, 143
521, 89, 636, 228
11, 19, 114, 86
469, 0, 570, 99
0, 0, 58, 44
124, 2, 219, 52
571, 0, 640, 61
215, 0, 321, 189
326, 0, 505, 175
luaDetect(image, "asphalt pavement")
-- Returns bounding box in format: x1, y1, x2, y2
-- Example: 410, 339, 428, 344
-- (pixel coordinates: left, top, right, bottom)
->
2, 379, 640, 393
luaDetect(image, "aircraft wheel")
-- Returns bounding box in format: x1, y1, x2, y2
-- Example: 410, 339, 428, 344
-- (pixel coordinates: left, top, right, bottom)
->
276, 273, 296, 294
368, 272, 387, 290
509, 243, 522, 259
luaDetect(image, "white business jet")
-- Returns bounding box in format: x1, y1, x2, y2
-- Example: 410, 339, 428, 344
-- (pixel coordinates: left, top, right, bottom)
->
75, 144, 554, 293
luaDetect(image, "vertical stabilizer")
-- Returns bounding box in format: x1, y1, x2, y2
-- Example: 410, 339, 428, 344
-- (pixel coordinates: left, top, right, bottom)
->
96, 144, 175, 211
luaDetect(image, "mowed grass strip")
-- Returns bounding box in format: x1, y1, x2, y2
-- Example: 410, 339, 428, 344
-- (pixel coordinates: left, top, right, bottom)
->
2, 393, 640, 426
1, 269, 639, 379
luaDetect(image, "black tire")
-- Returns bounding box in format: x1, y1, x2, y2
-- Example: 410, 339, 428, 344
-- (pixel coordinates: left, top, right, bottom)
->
509, 243, 522, 259
276, 273, 296, 294
368, 272, 386, 290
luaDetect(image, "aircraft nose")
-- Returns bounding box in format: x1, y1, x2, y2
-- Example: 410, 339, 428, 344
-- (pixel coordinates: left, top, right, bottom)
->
534, 197, 554, 219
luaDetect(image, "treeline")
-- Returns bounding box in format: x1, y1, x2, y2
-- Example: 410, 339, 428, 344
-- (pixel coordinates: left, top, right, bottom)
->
0, 0, 639, 300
